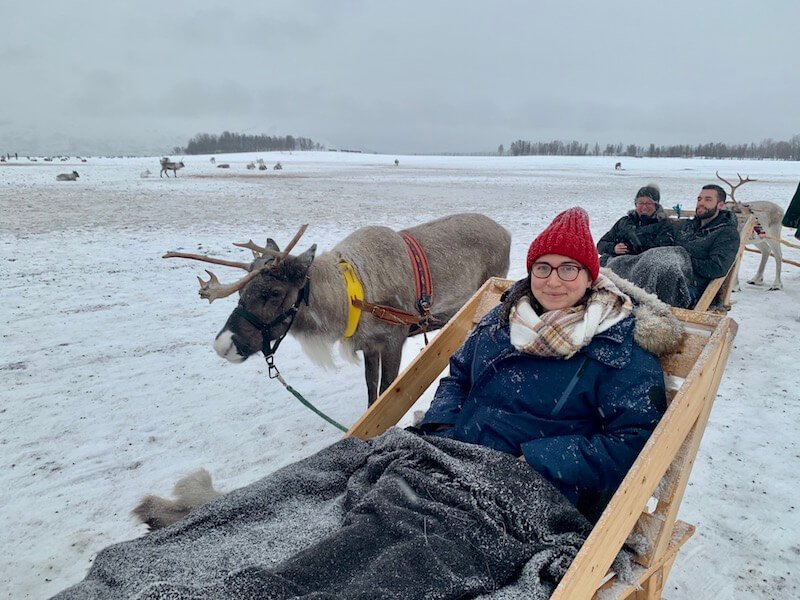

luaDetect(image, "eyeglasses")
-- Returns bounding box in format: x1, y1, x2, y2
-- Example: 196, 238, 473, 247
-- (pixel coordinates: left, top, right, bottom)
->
635, 199, 656, 207
531, 262, 583, 281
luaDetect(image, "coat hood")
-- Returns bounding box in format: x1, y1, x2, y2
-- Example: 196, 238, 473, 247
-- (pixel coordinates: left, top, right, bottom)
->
600, 268, 685, 356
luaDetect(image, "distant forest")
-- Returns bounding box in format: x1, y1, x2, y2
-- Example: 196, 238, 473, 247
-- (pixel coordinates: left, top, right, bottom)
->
504, 135, 800, 160
176, 131, 323, 155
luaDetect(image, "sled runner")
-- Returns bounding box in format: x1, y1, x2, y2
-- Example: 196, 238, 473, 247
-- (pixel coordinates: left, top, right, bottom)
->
664, 210, 756, 312
348, 277, 738, 599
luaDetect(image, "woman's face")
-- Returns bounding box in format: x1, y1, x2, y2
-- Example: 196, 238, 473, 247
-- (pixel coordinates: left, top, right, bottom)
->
529, 254, 592, 311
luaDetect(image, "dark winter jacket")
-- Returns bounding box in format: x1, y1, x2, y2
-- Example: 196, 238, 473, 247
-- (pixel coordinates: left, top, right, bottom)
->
782, 181, 800, 229
419, 284, 680, 521
597, 207, 675, 262
675, 209, 740, 291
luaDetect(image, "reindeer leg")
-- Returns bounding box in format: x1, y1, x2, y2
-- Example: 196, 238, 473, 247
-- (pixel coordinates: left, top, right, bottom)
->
378, 335, 404, 399
364, 350, 380, 407
748, 243, 769, 285
769, 239, 783, 290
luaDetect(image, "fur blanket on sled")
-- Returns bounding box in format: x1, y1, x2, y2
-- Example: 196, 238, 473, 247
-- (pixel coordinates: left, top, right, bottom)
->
604, 246, 695, 308
53, 428, 635, 600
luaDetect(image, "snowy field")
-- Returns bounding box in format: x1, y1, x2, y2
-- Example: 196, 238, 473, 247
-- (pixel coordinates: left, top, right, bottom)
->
2, 151, 798, 599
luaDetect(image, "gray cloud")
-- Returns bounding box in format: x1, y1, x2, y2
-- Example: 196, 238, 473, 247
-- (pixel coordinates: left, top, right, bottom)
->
2, 0, 797, 155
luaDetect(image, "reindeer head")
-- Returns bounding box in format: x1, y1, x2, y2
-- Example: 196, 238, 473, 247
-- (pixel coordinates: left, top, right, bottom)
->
163, 225, 311, 362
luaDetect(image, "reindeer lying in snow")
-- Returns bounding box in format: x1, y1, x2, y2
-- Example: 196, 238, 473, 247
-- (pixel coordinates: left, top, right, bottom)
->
164, 213, 511, 406
159, 157, 185, 177
56, 171, 79, 181
717, 172, 786, 290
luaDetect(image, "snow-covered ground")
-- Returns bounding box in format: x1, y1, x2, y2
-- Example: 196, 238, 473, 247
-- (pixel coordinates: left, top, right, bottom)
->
2, 152, 798, 599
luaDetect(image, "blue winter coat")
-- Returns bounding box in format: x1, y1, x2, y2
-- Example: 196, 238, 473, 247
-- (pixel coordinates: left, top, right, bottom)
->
420, 306, 667, 521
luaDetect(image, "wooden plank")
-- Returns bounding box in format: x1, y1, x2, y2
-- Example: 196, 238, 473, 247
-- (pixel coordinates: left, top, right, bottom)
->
659, 332, 709, 379
598, 521, 694, 599
551, 316, 736, 598
643, 323, 735, 565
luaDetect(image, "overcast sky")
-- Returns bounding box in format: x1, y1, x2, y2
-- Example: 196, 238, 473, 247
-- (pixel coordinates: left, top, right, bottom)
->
3, 1, 798, 155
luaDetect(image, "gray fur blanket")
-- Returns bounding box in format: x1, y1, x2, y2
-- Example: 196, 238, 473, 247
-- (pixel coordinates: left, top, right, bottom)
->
605, 246, 694, 308
54, 428, 610, 600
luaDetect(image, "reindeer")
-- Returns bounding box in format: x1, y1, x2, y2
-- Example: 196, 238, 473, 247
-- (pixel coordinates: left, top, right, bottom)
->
164, 213, 511, 406
246, 161, 256, 170
56, 171, 79, 181
717, 172, 785, 290
140, 169, 152, 178
160, 157, 185, 178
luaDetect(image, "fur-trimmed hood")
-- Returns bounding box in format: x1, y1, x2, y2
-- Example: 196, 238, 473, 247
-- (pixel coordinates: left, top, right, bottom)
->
601, 268, 684, 356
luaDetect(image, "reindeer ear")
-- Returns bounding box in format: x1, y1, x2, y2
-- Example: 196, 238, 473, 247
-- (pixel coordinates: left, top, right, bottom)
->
265, 238, 280, 252
295, 245, 316, 271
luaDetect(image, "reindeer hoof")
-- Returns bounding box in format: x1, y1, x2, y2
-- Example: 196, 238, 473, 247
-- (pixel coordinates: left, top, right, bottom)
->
746, 280, 763, 286
768, 286, 782, 291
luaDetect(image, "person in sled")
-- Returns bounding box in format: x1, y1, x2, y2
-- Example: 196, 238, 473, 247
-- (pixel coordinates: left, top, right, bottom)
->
604, 184, 739, 308
597, 184, 675, 266
55, 208, 682, 600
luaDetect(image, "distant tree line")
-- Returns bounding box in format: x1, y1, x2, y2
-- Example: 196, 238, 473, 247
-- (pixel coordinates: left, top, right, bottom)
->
177, 131, 324, 155
506, 135, 800, 160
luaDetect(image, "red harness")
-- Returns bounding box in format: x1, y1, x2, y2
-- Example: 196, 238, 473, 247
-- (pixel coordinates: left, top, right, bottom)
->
400, 231, 433, 315
350, 231, 437, 335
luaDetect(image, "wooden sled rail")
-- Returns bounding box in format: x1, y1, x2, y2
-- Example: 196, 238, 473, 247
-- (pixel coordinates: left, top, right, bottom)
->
664, 210, 756, 313
348, 277, 738, 599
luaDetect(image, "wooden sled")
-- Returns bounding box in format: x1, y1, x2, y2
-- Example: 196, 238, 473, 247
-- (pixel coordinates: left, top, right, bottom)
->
665, 209, 756, 313
347, 277, 738, 599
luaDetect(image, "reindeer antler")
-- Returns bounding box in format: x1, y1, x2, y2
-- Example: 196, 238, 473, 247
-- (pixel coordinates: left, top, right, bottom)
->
232, 240, 281, 258
716, 171, 756, 204
162, 252, 251, 270
232, 224, 308, 263
164, 224, 310, 303
196, 268, 264, 303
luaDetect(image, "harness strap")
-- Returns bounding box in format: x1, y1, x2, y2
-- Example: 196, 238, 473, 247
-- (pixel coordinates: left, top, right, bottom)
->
351, 298, 424, 326
400, 231, 433, 315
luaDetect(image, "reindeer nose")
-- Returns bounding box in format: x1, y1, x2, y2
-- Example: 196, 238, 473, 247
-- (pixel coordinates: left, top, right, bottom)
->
214, 330, 246, 362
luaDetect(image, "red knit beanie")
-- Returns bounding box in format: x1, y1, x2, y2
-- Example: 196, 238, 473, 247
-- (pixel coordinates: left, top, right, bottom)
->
526, 207, 600, 280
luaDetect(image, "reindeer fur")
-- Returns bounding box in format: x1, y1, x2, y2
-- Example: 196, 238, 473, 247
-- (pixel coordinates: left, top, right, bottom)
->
214, 213, 511, 405
131, 469, 222, 531
730, 200, 785, 291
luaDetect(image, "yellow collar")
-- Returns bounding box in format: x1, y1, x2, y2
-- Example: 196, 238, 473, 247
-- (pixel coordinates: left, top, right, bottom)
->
339, 260, 364, 339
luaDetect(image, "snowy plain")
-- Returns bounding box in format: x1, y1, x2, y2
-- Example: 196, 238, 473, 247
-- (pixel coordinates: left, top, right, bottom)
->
1, 151, 798, 599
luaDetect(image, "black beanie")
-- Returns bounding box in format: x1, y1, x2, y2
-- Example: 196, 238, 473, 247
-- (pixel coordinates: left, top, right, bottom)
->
635, 184, 660, 203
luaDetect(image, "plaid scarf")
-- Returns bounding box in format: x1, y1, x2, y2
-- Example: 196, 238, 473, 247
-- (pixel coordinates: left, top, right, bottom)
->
509, 273, 633, 359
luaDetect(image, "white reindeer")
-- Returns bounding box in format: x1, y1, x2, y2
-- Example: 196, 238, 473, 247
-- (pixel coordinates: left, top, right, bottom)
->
140, 169, 152, 178
717, 172, 785, 290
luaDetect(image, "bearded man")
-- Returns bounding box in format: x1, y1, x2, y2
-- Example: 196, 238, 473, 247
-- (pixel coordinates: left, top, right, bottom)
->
675, 184, 740, 305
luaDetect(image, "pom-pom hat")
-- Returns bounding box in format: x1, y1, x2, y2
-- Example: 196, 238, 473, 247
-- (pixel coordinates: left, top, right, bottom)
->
635, 184, 660, 204
526, 207, 600, 281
